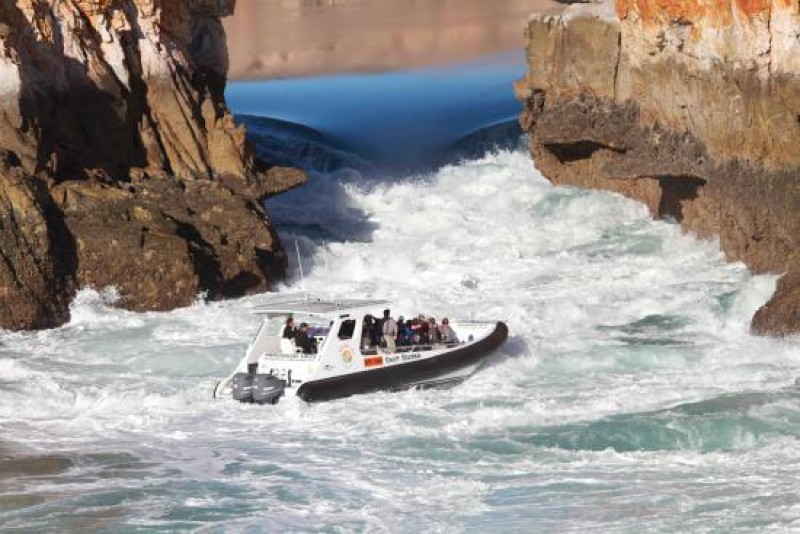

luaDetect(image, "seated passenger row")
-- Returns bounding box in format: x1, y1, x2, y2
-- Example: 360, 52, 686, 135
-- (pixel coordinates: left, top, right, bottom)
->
362, 309, 458, 351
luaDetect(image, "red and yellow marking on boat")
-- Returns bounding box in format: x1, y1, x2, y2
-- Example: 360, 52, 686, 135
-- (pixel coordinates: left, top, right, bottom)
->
363, 355, 384, 368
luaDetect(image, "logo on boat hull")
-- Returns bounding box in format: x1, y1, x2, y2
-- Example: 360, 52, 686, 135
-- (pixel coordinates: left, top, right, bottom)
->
340, 347, 355, 364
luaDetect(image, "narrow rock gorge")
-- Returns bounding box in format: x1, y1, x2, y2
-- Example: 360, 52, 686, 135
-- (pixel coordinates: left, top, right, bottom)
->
0, 0, 305, 330
517, 0, 800, 335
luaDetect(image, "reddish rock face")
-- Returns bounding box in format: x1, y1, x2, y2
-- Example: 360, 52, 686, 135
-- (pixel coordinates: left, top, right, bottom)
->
518, 0, 800, 336
616, 0, 775, 25
0, 0, 305, 330
0, 0, 249, 181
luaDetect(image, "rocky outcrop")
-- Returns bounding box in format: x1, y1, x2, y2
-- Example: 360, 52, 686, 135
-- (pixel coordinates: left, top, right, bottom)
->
0, 1, 306, 330
517, 0, 800, 336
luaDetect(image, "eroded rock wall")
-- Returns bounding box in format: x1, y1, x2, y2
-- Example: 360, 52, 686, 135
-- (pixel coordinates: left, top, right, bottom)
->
0, 0, 306, 330
0, 0, 248, 180
517, 0, 800, 335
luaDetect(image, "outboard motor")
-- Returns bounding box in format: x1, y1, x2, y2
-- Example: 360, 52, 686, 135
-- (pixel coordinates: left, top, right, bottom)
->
231, 373, 254, 402
252, 374, 286, 405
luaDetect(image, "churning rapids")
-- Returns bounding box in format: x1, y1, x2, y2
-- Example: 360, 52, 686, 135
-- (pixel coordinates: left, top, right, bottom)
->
3, 145, 800, 531
3, 58, 800, 530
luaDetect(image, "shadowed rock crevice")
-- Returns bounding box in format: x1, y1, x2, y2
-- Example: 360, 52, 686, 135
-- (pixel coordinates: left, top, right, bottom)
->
543, 140, 626, 164
656, 175, 706, 222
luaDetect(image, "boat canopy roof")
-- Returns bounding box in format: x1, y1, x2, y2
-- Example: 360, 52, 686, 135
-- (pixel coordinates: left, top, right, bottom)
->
253, 296, 390, 319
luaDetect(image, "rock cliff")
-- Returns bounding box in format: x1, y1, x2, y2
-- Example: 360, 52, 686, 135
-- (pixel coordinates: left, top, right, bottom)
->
0, 0, 305, 330
517, 0, 800, 336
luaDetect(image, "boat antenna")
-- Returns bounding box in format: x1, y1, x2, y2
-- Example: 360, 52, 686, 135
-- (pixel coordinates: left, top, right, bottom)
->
294, 238, 307, 301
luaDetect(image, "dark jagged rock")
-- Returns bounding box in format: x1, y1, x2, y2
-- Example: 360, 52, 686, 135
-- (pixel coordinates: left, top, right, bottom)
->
0, 1, 306, 330
0, 152, 74, 329
51, 172, 297, 311
517, 0, 800, 336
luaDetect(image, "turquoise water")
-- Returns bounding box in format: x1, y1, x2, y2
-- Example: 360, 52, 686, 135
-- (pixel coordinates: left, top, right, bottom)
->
2, 57, 800, 532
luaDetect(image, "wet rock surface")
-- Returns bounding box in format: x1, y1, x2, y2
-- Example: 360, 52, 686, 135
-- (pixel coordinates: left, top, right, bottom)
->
0, 1, 306, 330
517, 0, 800, 336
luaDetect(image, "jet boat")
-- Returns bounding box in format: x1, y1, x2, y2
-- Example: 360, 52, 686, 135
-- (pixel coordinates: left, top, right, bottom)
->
213, 297, 508, 404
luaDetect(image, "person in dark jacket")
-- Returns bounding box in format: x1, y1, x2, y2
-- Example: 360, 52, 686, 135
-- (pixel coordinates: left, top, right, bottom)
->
362, 315, 374, 349
295, 322, 317, 354
398, 320, 413, 346
282, 317, 297, 340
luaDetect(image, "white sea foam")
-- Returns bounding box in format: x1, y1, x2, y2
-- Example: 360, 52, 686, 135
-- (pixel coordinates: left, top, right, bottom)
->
1, 148, 799, 531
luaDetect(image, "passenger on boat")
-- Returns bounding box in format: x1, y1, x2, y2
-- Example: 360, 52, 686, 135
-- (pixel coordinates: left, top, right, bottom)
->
398, 320, 413, 346
410, 318, 422, 345
381, 309, 398, 353
440, 318, 458, 344
428, 317, 441, 344
295, 322, 317, 354
370, 315, 382, 347
362, 315, 374, 349
282, 317, 297, 340
397, 320, 411, 347
419, 315, 432, 344
394, 316, 405, 345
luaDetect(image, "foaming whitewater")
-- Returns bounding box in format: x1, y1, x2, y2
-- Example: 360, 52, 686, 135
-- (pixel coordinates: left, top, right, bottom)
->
3, 148, 800, 531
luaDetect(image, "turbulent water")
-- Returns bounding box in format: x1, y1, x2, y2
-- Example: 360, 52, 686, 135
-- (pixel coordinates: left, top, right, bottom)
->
2, 140, 800, 531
